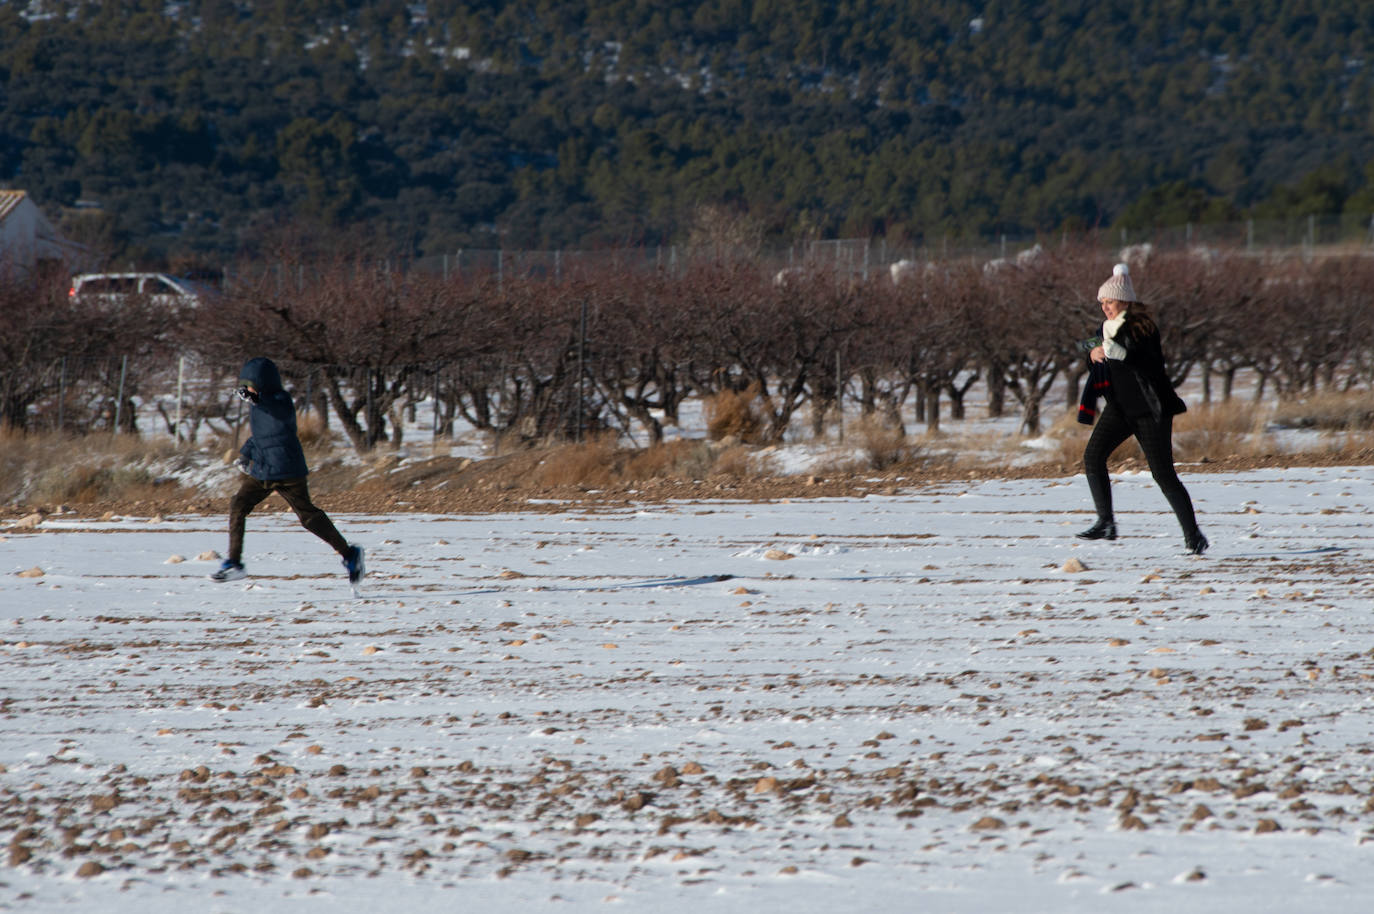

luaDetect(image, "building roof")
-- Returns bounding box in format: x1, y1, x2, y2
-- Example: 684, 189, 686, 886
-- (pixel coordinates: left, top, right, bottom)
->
0, 189, 29, 224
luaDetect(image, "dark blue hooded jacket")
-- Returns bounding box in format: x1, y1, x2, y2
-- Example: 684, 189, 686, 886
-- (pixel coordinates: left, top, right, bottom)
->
238, 357, 310, 481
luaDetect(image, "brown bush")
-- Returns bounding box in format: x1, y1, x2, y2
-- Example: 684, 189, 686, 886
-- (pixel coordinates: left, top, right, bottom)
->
709, 443, 774, 478
527, 436, 759, 488
852, 415, 922, 470
704, 383, 769, 444
0, 429, 189, 506
1173, 400, 1269, 462
1270, 391, 1374, 431
623, 440, 716, 480
531, 435, 619, 487
1038, 412, 1095, 467
296, 410, 331, 448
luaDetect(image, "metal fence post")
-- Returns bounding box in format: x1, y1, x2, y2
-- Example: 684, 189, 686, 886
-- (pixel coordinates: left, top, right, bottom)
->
432, 371, 441, 451
112, 355, 129, 433
174, 355, 185, 443
366, 367, 375, 450
835, 348, 844, 444
56, 356, 67, 433
576, 298, 588, 442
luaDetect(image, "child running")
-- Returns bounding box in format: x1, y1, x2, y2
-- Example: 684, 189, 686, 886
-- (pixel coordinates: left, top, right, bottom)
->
210, 356, 364, 584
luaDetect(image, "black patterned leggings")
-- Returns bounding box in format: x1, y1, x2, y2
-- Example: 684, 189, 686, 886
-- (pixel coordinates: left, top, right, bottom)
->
1083, 401, 1200, 535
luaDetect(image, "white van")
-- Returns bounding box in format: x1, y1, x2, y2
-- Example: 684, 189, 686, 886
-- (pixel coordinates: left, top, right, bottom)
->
69, 272, 210, 308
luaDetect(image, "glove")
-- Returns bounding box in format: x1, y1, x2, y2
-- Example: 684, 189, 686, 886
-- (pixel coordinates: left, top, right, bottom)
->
234, 456, 252, 475
236, 385, 259, 403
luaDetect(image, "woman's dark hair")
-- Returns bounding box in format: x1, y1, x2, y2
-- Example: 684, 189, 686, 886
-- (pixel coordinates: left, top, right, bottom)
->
1122, 301, 1157, 337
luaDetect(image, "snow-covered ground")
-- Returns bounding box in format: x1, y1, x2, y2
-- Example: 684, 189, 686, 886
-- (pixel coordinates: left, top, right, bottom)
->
3, 466, 1374, 913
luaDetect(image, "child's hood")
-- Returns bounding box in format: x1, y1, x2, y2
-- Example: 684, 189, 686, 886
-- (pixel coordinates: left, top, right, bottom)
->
238, 357, 285, 395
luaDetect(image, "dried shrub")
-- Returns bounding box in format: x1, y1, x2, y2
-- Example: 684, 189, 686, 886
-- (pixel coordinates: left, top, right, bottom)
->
296, 410, 331, 448
1034, 412, 1095, 467
623, 440, 715, 480
709, 443, 774, 478
34, 463, 156, 502
704, 384, 769, 444
527, 437, 751, 488
805, 453, 861, 475
1172, 400, 1270, 461
0, 429, 187, 505
531, 435, 619, 487
1270, 391, 1374, 431
852, 414, 922, 470
1302, 430, 1374, 460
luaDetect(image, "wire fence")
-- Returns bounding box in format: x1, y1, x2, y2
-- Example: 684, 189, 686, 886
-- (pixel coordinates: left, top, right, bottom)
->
3, 354, 241, 440
214, 215, 1374, 289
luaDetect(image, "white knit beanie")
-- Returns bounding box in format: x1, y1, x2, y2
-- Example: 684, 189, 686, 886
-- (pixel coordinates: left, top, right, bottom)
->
1097, 263, 1138, 302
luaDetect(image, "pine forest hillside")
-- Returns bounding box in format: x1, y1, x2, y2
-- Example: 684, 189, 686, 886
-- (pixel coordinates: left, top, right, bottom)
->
2, 0, 1373, 265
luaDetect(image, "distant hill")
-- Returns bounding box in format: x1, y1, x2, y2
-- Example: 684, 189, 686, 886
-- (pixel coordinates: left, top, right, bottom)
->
2, 0, 1372, 264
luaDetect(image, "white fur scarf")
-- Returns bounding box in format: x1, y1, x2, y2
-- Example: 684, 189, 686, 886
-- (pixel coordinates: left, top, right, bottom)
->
1102, 315, 1128, 360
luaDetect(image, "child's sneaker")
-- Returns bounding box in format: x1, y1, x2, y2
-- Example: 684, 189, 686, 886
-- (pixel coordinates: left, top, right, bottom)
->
210, 559, 246, 582
343, 545, 365, 584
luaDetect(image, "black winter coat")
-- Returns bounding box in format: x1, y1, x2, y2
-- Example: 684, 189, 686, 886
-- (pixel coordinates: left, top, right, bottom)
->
238, 357, 310, 481
1100, 318, 1187, 422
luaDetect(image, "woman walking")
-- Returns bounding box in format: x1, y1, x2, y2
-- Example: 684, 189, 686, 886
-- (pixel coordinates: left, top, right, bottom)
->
1078, 263, 1208, 554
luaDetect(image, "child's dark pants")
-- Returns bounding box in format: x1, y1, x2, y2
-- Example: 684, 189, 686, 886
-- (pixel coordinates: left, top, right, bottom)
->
228, 476, 350, 563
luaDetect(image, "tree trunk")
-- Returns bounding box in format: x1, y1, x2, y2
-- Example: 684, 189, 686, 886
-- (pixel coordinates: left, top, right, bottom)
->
1021, 398, 1041, 436
986, 362, 1005, 418
1066, 366, 1085, 409
325, 375, 369, 452
923, 382, 940, 432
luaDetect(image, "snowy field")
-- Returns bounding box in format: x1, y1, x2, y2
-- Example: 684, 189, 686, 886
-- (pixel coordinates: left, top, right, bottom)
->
3, 465, 1374, 913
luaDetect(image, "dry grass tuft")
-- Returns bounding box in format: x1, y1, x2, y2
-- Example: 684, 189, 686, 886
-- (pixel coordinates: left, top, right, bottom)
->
531, 437, 738, 488
1303, 431, 1374, 461
1037, 413, 1097, 467
623, 439, 717, 479
531, 435, 620, 488
295, 410, 331, 448
710, 443, 774, 478
1172, 399, 1270, 462
1270, 391, 1374, 431
704, 384, 770, 444
851, 414, 922, 470
0, 429, 186, 506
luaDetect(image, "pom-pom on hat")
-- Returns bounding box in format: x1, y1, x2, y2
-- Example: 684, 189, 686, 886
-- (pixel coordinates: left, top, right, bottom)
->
1097, 263, 1138, 303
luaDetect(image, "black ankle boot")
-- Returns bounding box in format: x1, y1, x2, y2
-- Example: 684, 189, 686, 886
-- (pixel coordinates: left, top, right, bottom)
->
1185, 529, 1209, 555
1076, 518, 1117, 540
